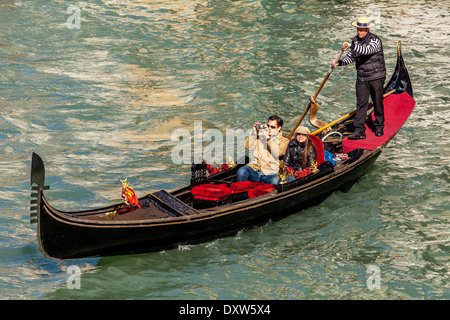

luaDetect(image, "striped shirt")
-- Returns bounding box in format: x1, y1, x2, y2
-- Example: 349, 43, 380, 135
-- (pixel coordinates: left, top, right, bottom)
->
339, 35, 383, 66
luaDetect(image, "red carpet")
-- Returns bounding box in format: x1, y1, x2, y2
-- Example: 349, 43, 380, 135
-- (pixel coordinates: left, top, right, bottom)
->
342, 92, 415, 154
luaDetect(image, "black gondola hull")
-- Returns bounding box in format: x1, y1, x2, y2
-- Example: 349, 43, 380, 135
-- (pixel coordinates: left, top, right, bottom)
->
37, 148, 381, 259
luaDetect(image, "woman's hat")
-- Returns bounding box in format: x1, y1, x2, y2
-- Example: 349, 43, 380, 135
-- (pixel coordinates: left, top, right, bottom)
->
295, 126, 310, 135
352, 17, 375, 28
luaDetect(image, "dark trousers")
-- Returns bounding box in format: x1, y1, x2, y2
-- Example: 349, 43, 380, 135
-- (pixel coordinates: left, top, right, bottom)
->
354, 78, 385, 133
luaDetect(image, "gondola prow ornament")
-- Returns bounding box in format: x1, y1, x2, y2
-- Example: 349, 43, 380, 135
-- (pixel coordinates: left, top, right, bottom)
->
121, 179, 141, 208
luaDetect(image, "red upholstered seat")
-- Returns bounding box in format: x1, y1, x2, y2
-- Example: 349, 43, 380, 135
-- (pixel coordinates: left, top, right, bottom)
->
229, 181, 265, 193
309, 134, 325, 166
191, 181, 275, 201
191, 183, 230, 201
248, 184, 276, 198
295, 167, 312, 179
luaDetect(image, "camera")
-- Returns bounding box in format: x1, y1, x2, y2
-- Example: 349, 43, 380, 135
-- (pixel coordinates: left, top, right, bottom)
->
256, 124, 266, 130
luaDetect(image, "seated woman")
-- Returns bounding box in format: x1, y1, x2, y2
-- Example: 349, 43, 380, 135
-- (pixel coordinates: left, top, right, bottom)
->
283, 126, 317, 182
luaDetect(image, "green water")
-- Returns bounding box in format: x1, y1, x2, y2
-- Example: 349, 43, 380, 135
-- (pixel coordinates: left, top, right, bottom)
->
0, 0, 448, 300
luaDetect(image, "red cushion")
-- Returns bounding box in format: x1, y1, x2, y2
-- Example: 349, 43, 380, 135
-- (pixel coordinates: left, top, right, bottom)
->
191, 183, 230, 199
248, 184, 276, 198
309, 134, 325, 166
295, 167, 312, 179
229, 181, 265, 193
192, 181, 275, 200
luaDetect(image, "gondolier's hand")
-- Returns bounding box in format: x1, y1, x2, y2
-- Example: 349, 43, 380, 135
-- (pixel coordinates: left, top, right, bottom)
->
331, 60, 340, 68
331, 42, 350, 68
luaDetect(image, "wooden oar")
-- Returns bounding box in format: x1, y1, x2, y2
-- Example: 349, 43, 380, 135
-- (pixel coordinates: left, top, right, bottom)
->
309, 96, 327, 129
288, 48, 346, 139
311, 89, 396, 135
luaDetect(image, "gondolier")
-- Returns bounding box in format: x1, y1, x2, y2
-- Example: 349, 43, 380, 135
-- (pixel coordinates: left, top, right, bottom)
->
332, 17, 386, 139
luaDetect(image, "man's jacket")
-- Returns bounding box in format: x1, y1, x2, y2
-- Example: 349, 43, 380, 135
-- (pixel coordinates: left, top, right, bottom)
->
339, 32, 386, 81
245, 131, 289, 176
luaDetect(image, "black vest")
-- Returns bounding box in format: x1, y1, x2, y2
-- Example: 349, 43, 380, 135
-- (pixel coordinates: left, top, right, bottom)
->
353, 32, 386, 81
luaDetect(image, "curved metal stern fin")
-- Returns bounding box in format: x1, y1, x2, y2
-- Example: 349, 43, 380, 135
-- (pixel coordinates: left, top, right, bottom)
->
30, 152, 49, 224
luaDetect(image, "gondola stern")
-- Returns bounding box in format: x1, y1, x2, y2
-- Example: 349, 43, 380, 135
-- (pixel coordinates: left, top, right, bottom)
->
30, 152, 50, 223
30, 153, 53, 257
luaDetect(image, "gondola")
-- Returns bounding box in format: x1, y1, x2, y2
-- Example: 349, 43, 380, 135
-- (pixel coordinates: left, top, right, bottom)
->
30, 42, 415, 259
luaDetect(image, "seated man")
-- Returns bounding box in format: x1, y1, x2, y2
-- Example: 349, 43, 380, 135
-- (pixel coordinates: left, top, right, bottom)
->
237, 115, 289, 185
283, 126, 317, 182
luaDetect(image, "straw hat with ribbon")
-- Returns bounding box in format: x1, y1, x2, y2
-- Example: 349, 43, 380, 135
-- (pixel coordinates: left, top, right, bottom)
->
352, 17, 375, 28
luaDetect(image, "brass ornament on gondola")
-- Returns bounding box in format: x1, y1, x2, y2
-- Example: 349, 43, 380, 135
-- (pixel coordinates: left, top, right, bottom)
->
310, 160, 319, 174
277, 160, 294, 184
